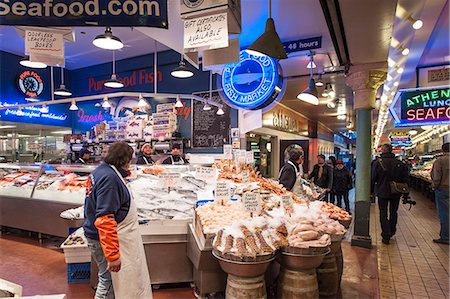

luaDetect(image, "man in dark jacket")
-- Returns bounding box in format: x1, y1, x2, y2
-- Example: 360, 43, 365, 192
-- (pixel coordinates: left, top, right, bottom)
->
308, 154, 333, 201
333, 160, 352, 212
278, 148, 304, 191
371, 143, 409, 244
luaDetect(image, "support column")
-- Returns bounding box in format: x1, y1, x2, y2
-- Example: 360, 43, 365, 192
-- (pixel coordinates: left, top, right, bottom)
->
346, 69, 386, 249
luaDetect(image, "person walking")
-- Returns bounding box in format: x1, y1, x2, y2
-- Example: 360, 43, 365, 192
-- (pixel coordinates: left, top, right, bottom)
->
371, 143, 409, 245
278, 147, 304, 193
308, 154, 333, 202
431, 142, 449, 244
333, 160, 352, 212
84, 142, 152, 299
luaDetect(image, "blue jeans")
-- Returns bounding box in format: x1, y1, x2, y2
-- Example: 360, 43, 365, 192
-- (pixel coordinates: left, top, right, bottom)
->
435, 188, 449, 241
87, 238, 115, 299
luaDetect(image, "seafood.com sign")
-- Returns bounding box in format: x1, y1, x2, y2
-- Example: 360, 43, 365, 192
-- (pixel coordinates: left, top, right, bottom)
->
219, 50, 285, 111
390, 86, 450, 127
0, 0, 168, 28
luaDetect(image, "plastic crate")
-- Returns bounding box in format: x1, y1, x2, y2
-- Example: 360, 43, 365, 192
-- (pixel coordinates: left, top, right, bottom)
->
67, 262, 90, 283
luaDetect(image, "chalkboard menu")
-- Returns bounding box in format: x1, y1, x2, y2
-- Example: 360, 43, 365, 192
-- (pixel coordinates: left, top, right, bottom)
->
192, 91, 230, 148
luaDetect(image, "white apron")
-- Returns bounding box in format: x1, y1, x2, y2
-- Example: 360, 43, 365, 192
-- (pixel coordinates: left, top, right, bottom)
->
279, 161, 303, 196
110, 165, 153, 299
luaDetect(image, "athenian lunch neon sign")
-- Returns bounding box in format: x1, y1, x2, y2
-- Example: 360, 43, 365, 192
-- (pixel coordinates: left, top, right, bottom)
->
390, 86, 450, 127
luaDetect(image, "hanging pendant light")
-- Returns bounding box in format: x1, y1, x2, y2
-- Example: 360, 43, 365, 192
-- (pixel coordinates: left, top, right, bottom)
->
315, 73, 324, 87
216, 106, 225, 116
407, 16, 423, 30
102, 96, 111, 108
19, 56, 47, 69
93, 27, 124, 50
175, 95, 183, 108
328, 85, 336, 98
246, 0, 287, 59
55, 67, 72, 96
297, 55, 319, 105
69, 100, 79, 111
203, 103, 211, 111
40, 103, 49, 113
306, 52, 317, 69
104, 51, 124, 89
138, 94, 148, 107
171, 54, 194, 78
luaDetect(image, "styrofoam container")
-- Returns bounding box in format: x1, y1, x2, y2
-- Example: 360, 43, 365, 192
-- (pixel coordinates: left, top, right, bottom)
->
61, 244, 91, 264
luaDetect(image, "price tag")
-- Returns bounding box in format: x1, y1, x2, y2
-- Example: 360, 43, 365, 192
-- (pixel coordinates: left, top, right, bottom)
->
87, 139, 92, 143
242, 170, 249, 183
215, 181, 231, 201
281, 194, 293, 210
223, 144, 232, 159
70, 139, 75, 144
243, 192, 261, 213
195, 167, 218, 182
238, 150, 246, 164
158, 173, 181, 189
76, 140, 81, 144
246, 151, 254, 164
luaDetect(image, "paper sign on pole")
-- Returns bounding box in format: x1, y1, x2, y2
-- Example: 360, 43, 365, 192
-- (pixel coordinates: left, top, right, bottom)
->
215, 181, 231, 201
25, 30, 64, 66
223, 144, 232, 159
184, 13, 229, 51
243, 192, 261, 213
238, 149, 247, 164
195, 167, 218, 182
159, 173, 181, 188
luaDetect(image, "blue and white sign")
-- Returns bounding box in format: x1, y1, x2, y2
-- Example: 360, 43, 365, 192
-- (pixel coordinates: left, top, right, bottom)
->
219, 50, 285, 111
283, 36, 322, 54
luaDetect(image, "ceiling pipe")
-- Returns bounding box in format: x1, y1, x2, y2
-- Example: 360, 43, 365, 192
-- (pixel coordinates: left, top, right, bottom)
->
0, 92, 222, 110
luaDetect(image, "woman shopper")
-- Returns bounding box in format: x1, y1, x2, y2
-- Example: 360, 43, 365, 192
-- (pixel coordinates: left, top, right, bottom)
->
333, 160, 352, 212
83, 141, 152, 299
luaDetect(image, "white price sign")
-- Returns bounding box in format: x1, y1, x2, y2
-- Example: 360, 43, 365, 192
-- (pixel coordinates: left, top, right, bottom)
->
242, 170, 250, 183
195, 167, 218, 182
238, 150, 247, 164
246, 151, 255, 164
215, 181, 231, 201
243, 192, 261, 213
223, 144, 232, 159
281, 194, 293, 210
184, 13, 229, 51
158, 173, 181, 188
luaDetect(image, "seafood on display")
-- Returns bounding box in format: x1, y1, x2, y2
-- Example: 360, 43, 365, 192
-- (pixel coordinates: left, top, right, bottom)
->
60, 205, 84, 220
321, 202, 353, 221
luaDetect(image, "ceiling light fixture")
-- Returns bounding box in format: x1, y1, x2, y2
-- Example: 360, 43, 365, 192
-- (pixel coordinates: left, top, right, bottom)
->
138, 94, 148, 107
327, 99, 337, 109
0, 125, 16, 129
321, 83, 330, 97
328, 85, 336, 98
397, 67, 404, 74
297, 54, 319, 105
19, 56, 47, 69
104, 51, 124, 89
69, 100, 79, 111
175, 95, 183, 108
54, 67, 72, 97
93, 27, 124, 50
407, 16, 423, 30
216, 105, 225, 116
315, 73, 324, 87
40, 103, 49, 113
346, 122, 353, 129
387, 74, 393, 81
409, 129, 418, 135
171, 54, 194, 78
401, 47, 410, 56
246, 0, 287, 59
381, 94, 388, 102
393, 82, 399, 87
391, 91, 396, 96
102, 96, 111, 108
203, 103, 211, 111
306, 52, 316, 68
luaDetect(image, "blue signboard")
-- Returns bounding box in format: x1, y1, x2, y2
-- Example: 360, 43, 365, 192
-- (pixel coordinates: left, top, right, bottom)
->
219, 50, 285, 110
390, 85, 450, 127
0, 0, 168, 28
283, 36, 322, 54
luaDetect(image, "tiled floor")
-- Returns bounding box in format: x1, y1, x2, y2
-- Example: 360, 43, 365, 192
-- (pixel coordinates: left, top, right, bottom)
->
373, 189, 450, 299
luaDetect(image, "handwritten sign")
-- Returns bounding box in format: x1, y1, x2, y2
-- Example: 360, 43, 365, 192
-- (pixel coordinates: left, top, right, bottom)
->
25, 30, 64, 66
223, 144, 232, 159
184, 12, 229, 51
246, 151, 255, 164
215, 181, 231, 201
242, 170, 249, 183
243, 192, 261, 213
238, 150, 247, 164
195, 167, 218, 182
281, 194, 293, 210
159, 173, 181, 188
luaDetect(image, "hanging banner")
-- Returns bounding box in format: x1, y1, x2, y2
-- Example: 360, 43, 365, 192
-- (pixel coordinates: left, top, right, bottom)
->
25, 30, 64, 66
184, 12, 229, 51
0, 0, 168, 28
390, 86, 450, 127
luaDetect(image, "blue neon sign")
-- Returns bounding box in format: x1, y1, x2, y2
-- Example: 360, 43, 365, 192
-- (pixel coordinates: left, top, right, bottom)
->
219, 50, 285, 110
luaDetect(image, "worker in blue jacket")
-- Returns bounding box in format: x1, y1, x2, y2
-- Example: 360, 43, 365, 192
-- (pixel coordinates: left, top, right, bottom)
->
83, 142, 152, 299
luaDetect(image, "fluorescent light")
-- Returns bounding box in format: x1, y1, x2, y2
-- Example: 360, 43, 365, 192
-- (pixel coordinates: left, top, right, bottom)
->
216, 107, 225, 115
409, 130, 418, 135
0, 125, 16, 129
51, 130, 72, 135
393, 82, 399, 87
19, 56, 47, 69
401, 47, 410, 56
93, 27, 123, 50
397, 67, 404, 74
407, 16, 423, 30
138, 94, 148, 107
104, 74, 124, 88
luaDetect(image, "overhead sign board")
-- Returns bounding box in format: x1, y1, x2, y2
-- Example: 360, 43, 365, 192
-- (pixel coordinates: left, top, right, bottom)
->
389, 132, 412, 147
184, 12, 229, 51
282, 36, 322, 54
219, 50, 285, 110
25, 30, 64, 66
390, 86, 450, 127
0, 0, 168, 28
